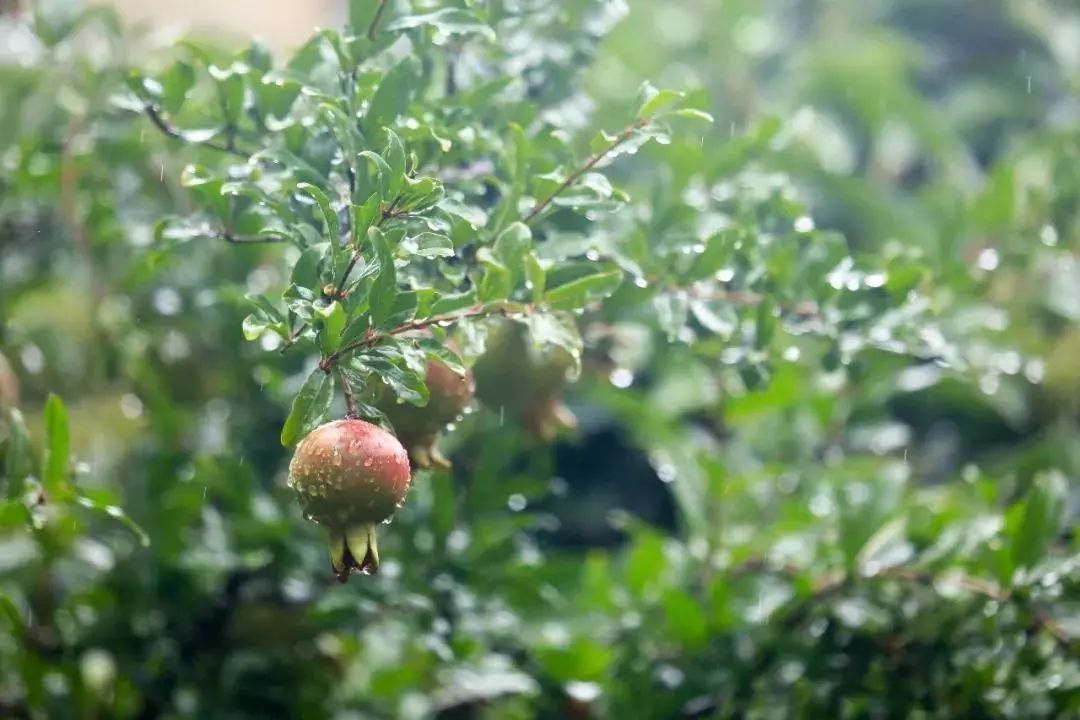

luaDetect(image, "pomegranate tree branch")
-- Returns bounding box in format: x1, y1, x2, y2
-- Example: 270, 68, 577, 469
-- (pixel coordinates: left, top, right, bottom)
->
143, 104, 249, 158
324, 302, 528, 367
523, 117, 648, 224
727, 558, 1075, 655
683, 285, 819, 317
368, 0, 389, 40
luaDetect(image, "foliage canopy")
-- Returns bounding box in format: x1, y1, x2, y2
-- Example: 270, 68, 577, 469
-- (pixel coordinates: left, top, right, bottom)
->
1, 1, 1079, 718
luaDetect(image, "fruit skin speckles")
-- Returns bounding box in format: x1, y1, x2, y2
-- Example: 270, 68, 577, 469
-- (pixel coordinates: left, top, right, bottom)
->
288, 418, 411, 581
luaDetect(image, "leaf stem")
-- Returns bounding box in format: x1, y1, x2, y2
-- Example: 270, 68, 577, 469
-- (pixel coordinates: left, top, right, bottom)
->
336, 368, 358, 418
523, 117, 649, 224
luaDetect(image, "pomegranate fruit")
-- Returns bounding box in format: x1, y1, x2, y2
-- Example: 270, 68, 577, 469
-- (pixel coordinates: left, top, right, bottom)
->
474, 323, 577, 440
377, 357, 473, 469
288, 418, 411, 581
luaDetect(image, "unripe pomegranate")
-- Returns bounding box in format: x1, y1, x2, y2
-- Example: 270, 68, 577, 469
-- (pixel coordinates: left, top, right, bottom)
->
377, 358, 473, 469
288, 418, 411, 581
474, 323, 577, 441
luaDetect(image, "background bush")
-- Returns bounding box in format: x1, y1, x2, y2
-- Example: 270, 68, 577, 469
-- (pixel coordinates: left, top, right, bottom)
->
1, 1, 1079, 718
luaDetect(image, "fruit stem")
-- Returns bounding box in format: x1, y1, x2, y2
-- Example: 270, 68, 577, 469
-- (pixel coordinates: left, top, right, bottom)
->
336, 368, 359, 418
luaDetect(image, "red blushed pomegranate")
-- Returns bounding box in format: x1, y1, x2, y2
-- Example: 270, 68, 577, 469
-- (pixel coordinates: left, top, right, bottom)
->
378, 358, 473, 469
288, 418, 411, 581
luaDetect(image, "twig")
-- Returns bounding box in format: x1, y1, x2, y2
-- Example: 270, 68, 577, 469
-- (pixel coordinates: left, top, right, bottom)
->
324, 302, 526, 367
144, 105, 249, 158
337, 368, 358, 417
523, 117, 648, 224
685, 285, 819, 317
279, 323, 308, 353
367, 0, 389, 40
726, 558, 1076, 655
221, 232, 288, 244
337, 251, 362, 295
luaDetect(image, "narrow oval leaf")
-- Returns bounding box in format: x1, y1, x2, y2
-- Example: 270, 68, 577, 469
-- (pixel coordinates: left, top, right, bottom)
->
281, 370, 334, 447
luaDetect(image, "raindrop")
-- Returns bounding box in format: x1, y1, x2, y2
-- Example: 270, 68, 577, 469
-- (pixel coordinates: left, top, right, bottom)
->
119, 393, 144, 420
20, 344, 45, 374
864, 272, 887, 288
609, 368, 634, 388
585, 249, 600, 261
1040, 225, 1058, 247
794, 216, 815, 233
507, 494, 527, 512
976, 248, 999, 272
634, 277, 648, 289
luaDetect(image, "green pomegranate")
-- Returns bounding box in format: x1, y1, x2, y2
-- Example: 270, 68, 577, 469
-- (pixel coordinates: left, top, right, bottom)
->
378, 358, 474, 469
474, 323, 577, 441
288, 418, 411, 581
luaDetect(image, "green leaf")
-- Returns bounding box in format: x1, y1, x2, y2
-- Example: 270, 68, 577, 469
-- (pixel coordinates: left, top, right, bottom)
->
755, 296, 776, 349
364, 353, 429, 407
668, 107, 715, 123
493, 222, 531, 291
430, 289, 477, 316
348, 0, 380, 35
43, 394, 70, 492
654, 292, 689, 341
213, 67, 246, 125
297, 183, 342, 269
365, 57, 419, 132
492, 123, 527, 233
637, 81, 684, 119
476, 248, 511, 303
525, 313, 582, 370
386, 8, 495, 42
291, 246, 326, 288
526, 254, 546, 303
358, 151, 393, 202
686, 231, 734, 282
3, 409, 34, 498
316, 301, 347, 353
662, 588, 708, 649
383, 129, 406, 198
398, 176, 444, 213
159, 60, 195, 115
281, 369, 334, 447
543, 269, 623, 310
1010, 471, 1067, 572
369, 226, 398, 328
74, 495, 150, 547
403, 232, 454, 259
416, 339, 466, 377
246, 294, 286, 323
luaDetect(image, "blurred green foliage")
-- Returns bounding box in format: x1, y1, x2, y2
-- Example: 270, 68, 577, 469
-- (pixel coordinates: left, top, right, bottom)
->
2, 1, 1079, 718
